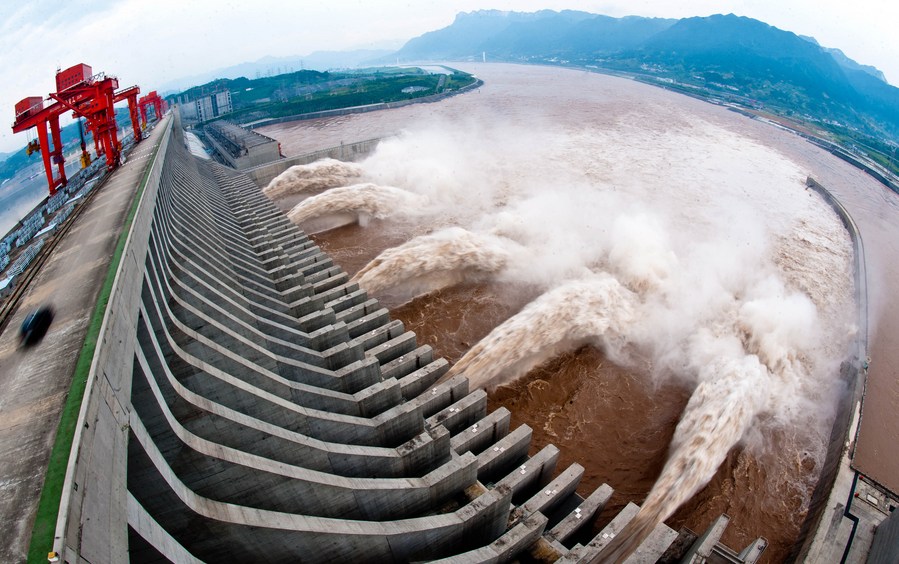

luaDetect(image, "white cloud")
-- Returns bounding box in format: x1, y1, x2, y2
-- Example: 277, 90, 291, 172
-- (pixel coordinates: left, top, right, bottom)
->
1, 1, 897, 152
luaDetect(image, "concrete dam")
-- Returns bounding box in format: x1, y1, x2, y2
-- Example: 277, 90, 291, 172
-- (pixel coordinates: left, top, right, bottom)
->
36, 112, 857, 563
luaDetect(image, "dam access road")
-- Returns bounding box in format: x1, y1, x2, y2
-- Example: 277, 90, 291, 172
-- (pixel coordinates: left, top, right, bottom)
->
0, 116, 169, 563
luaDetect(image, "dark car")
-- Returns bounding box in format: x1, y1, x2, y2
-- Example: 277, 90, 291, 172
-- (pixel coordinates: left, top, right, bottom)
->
20, 306, 54, 347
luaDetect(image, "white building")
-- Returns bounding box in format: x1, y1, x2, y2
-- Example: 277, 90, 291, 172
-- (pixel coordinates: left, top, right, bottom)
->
214, 91, 232, 116
180, 90, 234, 124
195, 97, 214, 122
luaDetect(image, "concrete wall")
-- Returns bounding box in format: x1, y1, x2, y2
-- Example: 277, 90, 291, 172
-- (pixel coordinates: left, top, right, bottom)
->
806, 138, 899, 196
204, 130, 280, 169
50, 118, 518, 562
788, 177, 869, 562
125, 129, 527, 561
868, 509, 899, 563
55, 115, 174, 562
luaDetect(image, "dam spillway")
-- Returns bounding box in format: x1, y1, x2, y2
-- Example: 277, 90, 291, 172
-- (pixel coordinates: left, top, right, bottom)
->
35, 112, 785, 563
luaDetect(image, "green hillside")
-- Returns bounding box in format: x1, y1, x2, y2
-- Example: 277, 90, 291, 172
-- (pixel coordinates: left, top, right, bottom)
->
170, 67, 478, 125
393, 10, 899, 151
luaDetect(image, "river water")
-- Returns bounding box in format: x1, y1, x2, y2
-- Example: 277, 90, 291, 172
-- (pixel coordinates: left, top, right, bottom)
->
258, 63, 899, 561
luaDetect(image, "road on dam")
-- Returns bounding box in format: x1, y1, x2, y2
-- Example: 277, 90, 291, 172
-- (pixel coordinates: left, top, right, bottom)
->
0, 119, 168, 563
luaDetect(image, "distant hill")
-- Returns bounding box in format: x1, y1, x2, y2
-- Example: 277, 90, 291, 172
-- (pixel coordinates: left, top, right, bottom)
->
392, 10, 899, 141
394, 10, 676, 60
171, 70, 332, 106
800, 35, 887, 83
826, 48, 888, 83
159, 49, 394, 94
167, 66, 478, 127
633, 15, 856, 107
396, 10, 553, 60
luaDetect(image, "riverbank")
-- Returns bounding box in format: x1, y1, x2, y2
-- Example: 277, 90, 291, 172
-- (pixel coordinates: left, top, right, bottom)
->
244, 77, 483, 130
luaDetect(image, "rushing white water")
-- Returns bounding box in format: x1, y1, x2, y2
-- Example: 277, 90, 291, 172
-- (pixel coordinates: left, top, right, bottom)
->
351, 228, 519, 299
447, 275, 638, 390
263, 158, 363, 199
600, 332, 771, 562
285, 183, 426, 232
269, 107, 855, 559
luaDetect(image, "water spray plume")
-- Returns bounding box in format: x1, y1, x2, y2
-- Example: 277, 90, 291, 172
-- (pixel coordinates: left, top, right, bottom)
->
264, 111, 855, 557
608, 213, 678, 293
352, 228, 518, 298
598, 333, 769, 562
286, 183, 426, 232
263, 158, 363, 199
447, 275, 637, 390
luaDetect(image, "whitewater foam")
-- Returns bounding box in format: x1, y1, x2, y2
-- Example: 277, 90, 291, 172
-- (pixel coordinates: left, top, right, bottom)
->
600, 332, 770, 561
352, 228, 520, 300
447, 275, 638, 390
286, 183, 426, 233
264, 158, 363, 199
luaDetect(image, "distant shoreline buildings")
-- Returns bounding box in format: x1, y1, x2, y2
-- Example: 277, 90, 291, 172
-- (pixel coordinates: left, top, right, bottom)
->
175, 90, 232, 124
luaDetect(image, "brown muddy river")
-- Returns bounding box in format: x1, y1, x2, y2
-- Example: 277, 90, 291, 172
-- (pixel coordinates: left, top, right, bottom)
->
259, 63, 899, 561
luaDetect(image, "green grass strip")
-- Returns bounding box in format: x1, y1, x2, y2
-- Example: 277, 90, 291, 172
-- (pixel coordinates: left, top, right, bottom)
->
26, 136, 164, 564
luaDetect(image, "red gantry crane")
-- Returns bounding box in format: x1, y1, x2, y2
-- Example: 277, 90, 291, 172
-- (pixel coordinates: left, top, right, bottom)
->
114, 84, 143, 145
138, 91, 166, 130
11, 63, 142, 195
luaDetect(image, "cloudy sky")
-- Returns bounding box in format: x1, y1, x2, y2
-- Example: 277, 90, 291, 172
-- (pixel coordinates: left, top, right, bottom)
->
2, 0, 897, 153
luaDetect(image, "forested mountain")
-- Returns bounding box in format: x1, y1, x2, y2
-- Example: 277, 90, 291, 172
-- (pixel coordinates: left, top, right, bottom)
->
392, 10, 899, 141
395, 10, 676, 59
